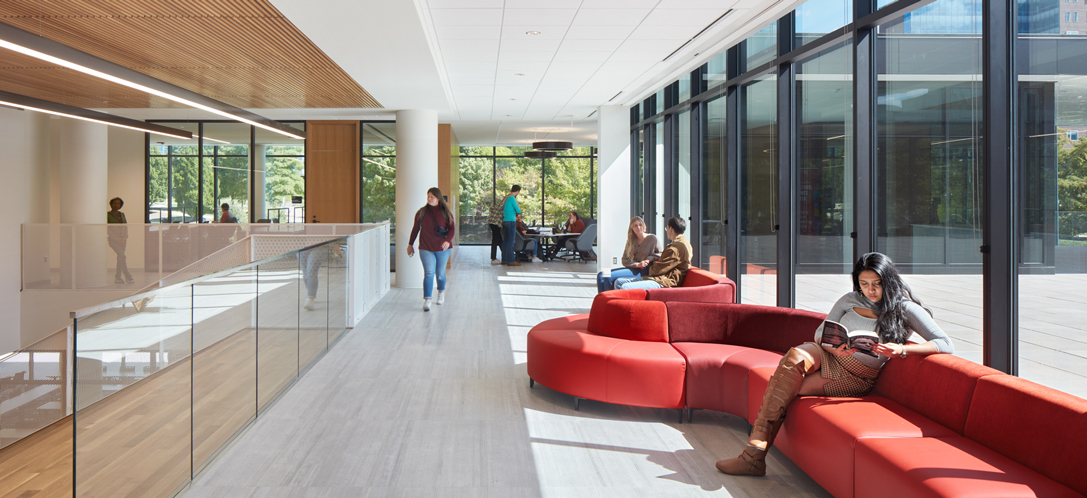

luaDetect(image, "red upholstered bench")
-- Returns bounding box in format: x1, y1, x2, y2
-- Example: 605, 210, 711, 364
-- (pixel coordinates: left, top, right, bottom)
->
527, 292, 1087, 497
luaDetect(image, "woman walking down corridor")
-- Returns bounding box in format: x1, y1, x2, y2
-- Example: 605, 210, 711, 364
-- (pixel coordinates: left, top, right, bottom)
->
716, 252, 954, 476
407, 187, 456, 311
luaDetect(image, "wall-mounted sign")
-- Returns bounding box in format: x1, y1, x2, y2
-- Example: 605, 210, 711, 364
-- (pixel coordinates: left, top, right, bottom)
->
292, 196, 303, 204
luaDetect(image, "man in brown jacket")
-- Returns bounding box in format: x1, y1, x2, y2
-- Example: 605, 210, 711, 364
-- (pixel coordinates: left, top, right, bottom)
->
615, 216, 692, 290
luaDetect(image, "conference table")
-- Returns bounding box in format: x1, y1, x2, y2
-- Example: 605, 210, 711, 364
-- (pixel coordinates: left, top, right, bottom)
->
524, 231, 569, 262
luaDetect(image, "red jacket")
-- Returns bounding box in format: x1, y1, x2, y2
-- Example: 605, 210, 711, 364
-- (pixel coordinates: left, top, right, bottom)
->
409, 205, 456, 252
568, 219, 585, 234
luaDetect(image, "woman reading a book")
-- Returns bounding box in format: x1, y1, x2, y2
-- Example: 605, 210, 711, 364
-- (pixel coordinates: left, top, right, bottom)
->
716, 252, 954, 476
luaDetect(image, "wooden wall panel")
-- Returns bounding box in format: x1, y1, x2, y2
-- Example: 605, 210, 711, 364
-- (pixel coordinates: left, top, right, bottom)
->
305, 121, 359, 224
438, 124, 460, 267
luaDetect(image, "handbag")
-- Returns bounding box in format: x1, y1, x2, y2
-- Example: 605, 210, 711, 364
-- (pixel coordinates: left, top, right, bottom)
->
425, 208, 450, 237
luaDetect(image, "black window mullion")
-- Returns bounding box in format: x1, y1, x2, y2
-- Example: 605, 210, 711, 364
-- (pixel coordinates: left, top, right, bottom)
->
853, 0, 877, 260
644, 122, 655, 234
631, 129, 640, 219
197, 123, 204, 223
777, 12, 797, 309
982, 0, 1018, 374
663, 112, 675, 227
690, 103, 703, 268
726, 46, 742, 298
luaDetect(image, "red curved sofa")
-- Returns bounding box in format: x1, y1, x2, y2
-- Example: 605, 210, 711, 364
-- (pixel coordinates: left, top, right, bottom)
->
527, 294, 1087, 497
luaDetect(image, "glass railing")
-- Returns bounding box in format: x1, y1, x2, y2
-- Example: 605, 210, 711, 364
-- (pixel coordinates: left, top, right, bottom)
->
3, 223, 390, 497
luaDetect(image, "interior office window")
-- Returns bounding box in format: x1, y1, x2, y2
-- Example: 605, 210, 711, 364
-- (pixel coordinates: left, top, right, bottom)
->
795, 42, 854, 313
257, 123, 305, 223
458, 146, 495, 244
701, 95, 727, 273
795, 0, 850, 47
148, 122, 199, 223
876, 0, 983, 362
744, 23, 778, 71
361, 122, 396, 223
740, 74, 778, 306
202, 122, 250, 223
1017, 0, 1087, 398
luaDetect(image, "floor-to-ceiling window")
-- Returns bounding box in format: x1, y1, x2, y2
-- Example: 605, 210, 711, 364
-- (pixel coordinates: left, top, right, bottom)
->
257, 125, 306, 223
876, 0, 983, 359
795, 42, 854, 312
202, 123, 250, 223
1018, 0, 1087, 398
701, 95, 727, 273
360, 122, 396, 224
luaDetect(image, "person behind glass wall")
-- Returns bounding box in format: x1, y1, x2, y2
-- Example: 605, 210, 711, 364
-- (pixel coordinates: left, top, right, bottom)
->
407, 187, 456, 311
298, 246, 327, 311
613, 216, 690, 290
501, 185, 522, 267
716, 252, 954, 476
106, 197, 135, 284
487, 196, 505, 265
596, 216, 663, 293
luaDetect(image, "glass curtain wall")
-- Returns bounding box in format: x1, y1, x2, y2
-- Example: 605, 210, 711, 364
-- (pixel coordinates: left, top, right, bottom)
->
1018, 0, 1087, 398
876, 0, 984, 359
360, 122, 396, 224
740, 75, 778, 306
702, 95, 727, 273
675, 110, 692, 224
795, 42, 854, 311
148, 121, 305, 224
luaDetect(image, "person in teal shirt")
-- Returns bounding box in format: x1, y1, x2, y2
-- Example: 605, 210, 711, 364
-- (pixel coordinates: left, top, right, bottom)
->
501, 185, 522, 266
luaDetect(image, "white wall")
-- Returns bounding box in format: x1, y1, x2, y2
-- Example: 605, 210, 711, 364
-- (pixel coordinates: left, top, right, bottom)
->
596, 105, 632, 274
0, 109, 53, 352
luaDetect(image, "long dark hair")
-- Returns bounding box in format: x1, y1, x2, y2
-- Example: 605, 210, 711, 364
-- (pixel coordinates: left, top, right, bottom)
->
852, 252, 927, 344
417, 187, 453, 224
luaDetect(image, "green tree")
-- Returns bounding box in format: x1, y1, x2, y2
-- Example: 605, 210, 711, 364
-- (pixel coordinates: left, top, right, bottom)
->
1057, 130, 1087, 238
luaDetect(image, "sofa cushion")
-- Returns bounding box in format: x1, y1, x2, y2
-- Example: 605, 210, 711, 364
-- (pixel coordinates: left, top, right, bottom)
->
604, 340, 687, 409
774, 395, 959, 498
856, 436, 1084, 498
673, 343, 783, 417
531, 314, 589, 332
665, 303, 822, 353
645, 283, 735, 304
526, 328, 613, 402
587, 290, 669, 342
964, 375, 1087, 496
875, 354, 1005, 435
680, 267, 727, 287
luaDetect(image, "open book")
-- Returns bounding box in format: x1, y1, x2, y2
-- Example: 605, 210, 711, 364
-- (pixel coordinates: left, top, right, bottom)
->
820, 321, 880, 358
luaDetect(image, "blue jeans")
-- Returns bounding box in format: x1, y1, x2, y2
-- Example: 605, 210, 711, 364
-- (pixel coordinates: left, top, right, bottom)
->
615, 275, 663, 290
298, 248, 326, 298
420, 248, 451, 299
523, 239, 538, 258
597, 267, 648, 293
501, 221, 517, 263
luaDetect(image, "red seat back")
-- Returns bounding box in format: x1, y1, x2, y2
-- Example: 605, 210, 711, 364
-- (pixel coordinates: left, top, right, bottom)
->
874, 353, 1003, 435
587, 289, 669, 342
665, 302, 823, 352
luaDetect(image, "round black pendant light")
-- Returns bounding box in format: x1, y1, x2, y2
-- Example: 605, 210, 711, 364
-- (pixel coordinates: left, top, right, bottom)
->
532, 141, 573, 151
524, 150, 557, 159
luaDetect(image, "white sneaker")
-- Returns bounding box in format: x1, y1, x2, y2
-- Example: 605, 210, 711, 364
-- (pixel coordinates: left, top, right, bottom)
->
423, 299, 432, 312
436, 292, 445, 305
303, 297, 315, 310
490, 259, 501, 265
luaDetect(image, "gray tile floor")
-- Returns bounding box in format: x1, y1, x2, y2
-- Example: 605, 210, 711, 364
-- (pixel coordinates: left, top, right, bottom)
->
184, 247, 831, 498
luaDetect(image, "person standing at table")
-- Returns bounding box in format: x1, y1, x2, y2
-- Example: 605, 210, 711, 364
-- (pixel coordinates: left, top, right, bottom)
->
614, 216, 691, 290
107, 197, 135, 284
487, 197, 505, 265
501, 185, 522, 267
596, 216, 662, 292
407, 187, 456, 311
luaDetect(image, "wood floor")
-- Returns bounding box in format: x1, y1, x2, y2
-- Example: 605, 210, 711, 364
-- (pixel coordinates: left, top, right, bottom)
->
184, 247, 831, 498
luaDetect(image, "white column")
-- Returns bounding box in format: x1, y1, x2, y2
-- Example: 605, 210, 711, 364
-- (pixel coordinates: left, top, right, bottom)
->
254, 145, 267, 221
394, 109, 438, 288
596, 105, 632, 274
58, 119, 109, 288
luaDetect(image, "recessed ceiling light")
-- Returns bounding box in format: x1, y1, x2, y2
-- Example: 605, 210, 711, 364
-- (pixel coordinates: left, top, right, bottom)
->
510, 98, 517, 101
526, 30, 541, 35
515, 73, 525, 76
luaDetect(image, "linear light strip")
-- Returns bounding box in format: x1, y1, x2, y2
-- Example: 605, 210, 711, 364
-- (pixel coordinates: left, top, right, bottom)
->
0, 21, 305, 140
0, 90, 192, 139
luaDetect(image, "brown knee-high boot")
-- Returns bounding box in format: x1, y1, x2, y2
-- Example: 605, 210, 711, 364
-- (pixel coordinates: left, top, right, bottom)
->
716, 347, 815, 476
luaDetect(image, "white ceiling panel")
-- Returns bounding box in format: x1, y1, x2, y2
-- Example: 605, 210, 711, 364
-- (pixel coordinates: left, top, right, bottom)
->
501, 38, 562, 52
441, 39, 501, 52
447, 61, 500, 72
580, 0, 659, 8
556, 38, 624, 53
498, 51, 557, 62
627, 24, 702, 40
447, 69, 497, 79
501, 26, 566, 40
504, 0, 584, 7
553, 50, 613, 62
454, 85, 496, 97
641, 9, 730, 26
572, 9, 652, 26
615, 39, 678, 57
435, 25, 501, 39
547, 60, 606, 75
563, 24, 637, 40
442, 50, 499, 62
426, 0, 504, 8
496, 60, 552, 73
430, 9, 504, 25
502, 8, 578, 26
657, 0, 740, 7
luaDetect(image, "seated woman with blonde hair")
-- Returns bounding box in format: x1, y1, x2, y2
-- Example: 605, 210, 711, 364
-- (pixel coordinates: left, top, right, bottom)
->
596, 216, 663, 293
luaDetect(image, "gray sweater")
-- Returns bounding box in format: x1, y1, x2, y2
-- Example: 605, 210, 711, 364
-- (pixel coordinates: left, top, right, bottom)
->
813, 291, 955, 369
622, 234, 664, 267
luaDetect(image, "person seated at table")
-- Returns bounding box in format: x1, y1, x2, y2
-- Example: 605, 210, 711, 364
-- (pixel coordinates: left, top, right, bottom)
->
516, 213, 541, 262
596, 216, 663, 293
614, 216, 690, 290
551, 211, 585, 258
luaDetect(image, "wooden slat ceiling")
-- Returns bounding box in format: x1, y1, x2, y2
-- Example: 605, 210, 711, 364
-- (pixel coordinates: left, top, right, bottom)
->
0, 0, 380, 109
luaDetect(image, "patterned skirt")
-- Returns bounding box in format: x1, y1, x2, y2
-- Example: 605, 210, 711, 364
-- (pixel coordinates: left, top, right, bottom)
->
805, 342, 882, 397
